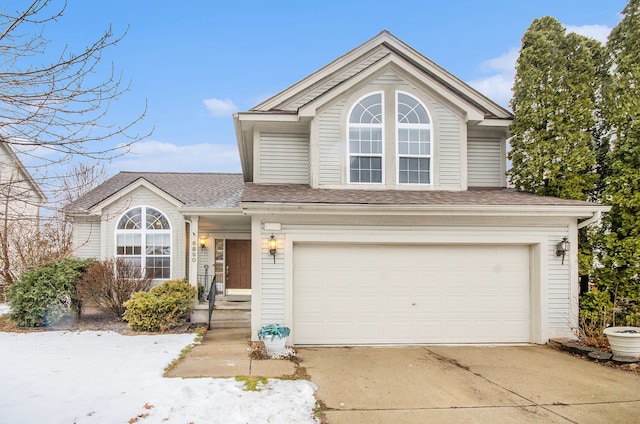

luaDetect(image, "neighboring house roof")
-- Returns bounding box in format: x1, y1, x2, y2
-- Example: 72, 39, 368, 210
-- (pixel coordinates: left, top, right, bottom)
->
0, 141, 47, 203
241, 183, 607, 215
65, 172, 245, 213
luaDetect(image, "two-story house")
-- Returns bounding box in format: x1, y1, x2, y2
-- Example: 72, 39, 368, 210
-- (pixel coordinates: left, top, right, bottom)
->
66, 31, 607, 345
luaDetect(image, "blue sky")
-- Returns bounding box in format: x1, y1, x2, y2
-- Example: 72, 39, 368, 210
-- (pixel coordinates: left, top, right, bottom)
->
28, 0, 628, 176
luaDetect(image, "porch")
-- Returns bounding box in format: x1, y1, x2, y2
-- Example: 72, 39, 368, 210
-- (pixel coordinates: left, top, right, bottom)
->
185, 213, 251, 327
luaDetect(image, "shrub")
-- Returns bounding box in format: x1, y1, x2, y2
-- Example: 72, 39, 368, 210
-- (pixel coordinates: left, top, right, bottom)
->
7, 257, 94, 327
578, 290, 613, 348
76, 259, 153, 319
123, 279, 196, 331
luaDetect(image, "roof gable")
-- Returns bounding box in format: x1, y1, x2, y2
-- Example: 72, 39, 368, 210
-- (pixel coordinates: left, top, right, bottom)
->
0, 142, 47, 203
65, 172, 245, 214
251, 31, 512, 120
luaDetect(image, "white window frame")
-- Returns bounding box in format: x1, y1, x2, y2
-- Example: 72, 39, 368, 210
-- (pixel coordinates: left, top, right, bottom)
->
115, 206, 172, 280
347, 91, 385, 184
396, 91, 432, 185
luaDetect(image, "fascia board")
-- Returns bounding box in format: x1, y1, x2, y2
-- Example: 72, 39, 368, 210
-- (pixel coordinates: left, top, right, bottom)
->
477, 119, 512, 128
381, 38, 512, 119
298, 56, 485, 122
89, 178, 184, 214
253, 32, 395, 111
178, 207, 245, 216
241, 202, 610, 218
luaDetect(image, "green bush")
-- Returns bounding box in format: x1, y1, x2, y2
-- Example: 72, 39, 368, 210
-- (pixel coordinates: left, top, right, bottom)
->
7, 257, 94, 327
122, 279, 196, 331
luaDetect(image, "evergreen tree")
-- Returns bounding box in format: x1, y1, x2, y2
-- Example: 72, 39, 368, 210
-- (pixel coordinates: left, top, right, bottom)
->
597, 0, 640, 324
508, 17, 602, 201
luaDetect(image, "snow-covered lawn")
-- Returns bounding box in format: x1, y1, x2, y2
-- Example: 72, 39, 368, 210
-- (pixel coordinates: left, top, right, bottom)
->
0, 310, 317, 423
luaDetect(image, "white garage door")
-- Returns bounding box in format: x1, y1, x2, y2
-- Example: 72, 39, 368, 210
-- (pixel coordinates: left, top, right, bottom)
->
293, 244, 530, 344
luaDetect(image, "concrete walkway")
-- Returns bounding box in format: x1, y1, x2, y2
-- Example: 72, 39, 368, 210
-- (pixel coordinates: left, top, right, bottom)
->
166, 328, 297, 378
298, 345, 640, 423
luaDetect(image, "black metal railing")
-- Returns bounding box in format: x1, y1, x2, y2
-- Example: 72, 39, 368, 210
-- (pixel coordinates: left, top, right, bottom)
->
207, 275, 216, 330
197, 274, 222, 302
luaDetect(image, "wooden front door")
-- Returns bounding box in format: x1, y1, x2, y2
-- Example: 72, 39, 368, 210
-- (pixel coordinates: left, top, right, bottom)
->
225, 240, 251, 290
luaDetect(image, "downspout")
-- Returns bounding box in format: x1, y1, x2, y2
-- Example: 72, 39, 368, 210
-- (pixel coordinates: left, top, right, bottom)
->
577, 211, 601, 230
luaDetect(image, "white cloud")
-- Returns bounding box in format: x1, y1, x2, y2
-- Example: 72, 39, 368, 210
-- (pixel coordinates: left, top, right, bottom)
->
203, 97, 238, 117
565, 24, 612, 43
108, 140, 242, 174
469, 48, 518, 109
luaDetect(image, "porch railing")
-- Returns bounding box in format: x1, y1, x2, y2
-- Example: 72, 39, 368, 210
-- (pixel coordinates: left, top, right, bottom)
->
197, 273, 222, 302
207, 275, 216, 330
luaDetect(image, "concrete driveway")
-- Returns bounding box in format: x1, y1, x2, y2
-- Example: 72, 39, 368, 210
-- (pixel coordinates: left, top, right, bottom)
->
298, 345, 640, 423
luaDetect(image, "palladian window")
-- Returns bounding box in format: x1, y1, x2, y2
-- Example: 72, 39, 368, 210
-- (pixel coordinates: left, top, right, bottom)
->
115, 206, 171, 279
397, 92, 432, 184
348, 92, 384, 183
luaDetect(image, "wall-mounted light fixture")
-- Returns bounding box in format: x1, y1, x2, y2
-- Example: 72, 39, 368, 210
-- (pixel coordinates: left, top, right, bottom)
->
268, 234, 277, 263
556, 237, 570, 265
199, 236, 208, 251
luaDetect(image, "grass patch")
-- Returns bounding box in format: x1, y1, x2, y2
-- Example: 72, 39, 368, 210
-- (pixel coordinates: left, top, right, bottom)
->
235, 375, 268, 391
163, 329, 206, 376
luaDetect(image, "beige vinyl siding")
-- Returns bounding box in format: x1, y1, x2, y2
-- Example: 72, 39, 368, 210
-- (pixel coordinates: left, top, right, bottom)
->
375, 68, 409, 86
468, 138, 502, 187
72, 216, 101, 259
260, 229, 285, 325
318, 100, 346, 185
548, 232, 572, 330
434, 103, 461, 188
259, 133, 310, 184
282, 47, 391, 111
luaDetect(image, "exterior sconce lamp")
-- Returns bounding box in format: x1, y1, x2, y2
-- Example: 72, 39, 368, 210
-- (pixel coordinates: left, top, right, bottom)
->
268, 234, 277, 263
556, 237, 570, 265
199, 236, 208, 251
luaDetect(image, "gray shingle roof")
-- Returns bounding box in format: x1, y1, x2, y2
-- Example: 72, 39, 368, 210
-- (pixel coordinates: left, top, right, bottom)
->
241, 183, 600, 208
65, 172, 245, 213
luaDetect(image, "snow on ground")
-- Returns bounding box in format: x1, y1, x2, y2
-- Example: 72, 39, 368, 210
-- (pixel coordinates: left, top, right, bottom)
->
0, 329, 318, 424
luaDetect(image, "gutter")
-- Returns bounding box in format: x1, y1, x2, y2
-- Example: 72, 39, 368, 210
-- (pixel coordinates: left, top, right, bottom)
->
577, 211, 603, 229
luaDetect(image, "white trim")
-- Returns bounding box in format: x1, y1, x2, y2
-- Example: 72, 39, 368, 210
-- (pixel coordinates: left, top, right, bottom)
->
241, 202, 610, 218
346, 91, 385, 184
114, 205, 173, 280
396, 90, 433, 186
90, 178, 183, 214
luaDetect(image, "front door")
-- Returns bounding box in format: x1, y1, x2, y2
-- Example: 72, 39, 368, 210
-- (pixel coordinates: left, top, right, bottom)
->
225, 240, 251, 290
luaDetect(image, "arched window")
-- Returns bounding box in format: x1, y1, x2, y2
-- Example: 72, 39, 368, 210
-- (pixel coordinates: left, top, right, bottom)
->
397, 92, 432, 184
115, 206, 171, 279
348, 92, 384, 183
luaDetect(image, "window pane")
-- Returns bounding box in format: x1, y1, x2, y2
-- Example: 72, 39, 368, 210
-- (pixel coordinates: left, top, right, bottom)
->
399, 158, 430, 184
397, 93, 430, 124
146, 208, 170, 230
349, 93, 382, 124
117, 208, 142, 230
146, 257, 170, 279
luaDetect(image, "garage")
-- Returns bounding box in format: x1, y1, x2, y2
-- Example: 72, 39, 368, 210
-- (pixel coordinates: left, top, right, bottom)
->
293, 243, 530, 344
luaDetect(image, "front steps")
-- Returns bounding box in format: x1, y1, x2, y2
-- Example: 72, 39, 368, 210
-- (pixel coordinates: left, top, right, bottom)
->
193, 297, 251, 328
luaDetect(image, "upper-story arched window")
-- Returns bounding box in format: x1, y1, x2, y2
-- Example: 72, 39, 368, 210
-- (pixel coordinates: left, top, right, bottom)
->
115, 206, 171, 279
348, 92, 384, 183
396, 92, 432, 184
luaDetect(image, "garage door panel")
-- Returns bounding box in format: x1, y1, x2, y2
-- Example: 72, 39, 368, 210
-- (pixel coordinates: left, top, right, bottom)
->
293, 244, 530, 344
